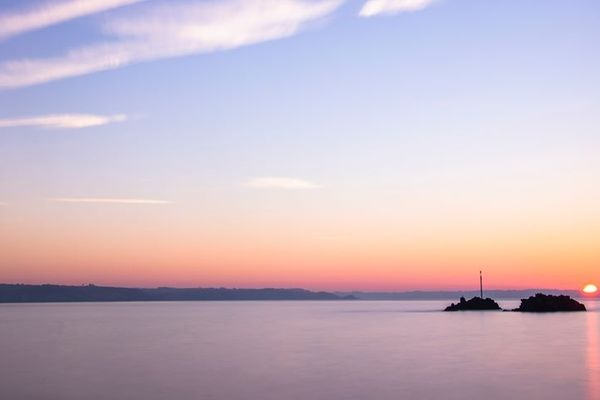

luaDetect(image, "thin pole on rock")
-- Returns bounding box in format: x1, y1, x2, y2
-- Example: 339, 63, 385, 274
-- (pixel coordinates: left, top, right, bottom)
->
480, 270, 483, 298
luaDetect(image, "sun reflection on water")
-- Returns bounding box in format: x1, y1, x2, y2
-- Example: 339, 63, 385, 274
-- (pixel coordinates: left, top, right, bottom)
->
587, 310, 599, 400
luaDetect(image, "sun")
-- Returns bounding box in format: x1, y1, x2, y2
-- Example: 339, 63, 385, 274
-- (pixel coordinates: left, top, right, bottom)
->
583, 284, 598, 294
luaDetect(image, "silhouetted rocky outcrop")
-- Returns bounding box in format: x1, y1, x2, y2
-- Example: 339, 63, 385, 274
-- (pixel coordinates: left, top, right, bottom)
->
444, 296, 501, 311
513, 293, 586, 312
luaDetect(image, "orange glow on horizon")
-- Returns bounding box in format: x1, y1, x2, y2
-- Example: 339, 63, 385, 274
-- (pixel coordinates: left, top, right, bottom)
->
2, 195, 599, 291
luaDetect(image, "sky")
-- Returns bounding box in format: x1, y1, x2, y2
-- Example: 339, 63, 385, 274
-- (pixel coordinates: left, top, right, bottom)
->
0, 0, 599, 291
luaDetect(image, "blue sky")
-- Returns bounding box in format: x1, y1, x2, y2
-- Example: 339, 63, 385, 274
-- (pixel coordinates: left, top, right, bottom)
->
0, 0, 599, 289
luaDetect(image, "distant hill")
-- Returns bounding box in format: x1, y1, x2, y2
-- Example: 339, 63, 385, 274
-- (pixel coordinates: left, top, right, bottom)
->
1, 284, 587, 303
336, 289, 582, 300
0, 284, 355, 303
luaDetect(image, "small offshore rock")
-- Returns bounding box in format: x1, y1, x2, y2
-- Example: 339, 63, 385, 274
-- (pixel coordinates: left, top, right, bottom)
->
513, 293, 586, 312
444, 296, 502, 311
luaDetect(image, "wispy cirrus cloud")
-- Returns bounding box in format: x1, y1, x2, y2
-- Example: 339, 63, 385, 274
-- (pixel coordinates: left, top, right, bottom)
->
0, 114, 127, 129
0, 0, 343, 89
359, 0, 438, 17
0, 0, 146, 41
49, 197, 172, 204
244, 177, 322, 190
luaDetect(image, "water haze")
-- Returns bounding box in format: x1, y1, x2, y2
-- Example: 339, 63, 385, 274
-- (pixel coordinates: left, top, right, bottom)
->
1, 300, 598, 400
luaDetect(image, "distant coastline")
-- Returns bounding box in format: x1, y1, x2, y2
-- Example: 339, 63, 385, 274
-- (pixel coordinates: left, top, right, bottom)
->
337, 289, 588, 300
0, 284, 355, 303
0, 284, 590, 303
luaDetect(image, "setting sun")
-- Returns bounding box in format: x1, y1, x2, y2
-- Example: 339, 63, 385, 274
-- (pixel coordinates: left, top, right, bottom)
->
583, 284, 598, 294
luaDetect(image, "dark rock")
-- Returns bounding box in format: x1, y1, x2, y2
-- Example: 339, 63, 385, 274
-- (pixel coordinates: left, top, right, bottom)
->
513, 293, 586, 312
444, 296, 502, 311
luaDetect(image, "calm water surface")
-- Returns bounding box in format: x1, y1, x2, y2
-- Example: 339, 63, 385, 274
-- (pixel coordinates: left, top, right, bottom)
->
1, 300, 598, 400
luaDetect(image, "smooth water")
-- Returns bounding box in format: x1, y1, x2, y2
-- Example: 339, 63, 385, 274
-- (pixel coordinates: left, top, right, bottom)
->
1, 300, 598, 400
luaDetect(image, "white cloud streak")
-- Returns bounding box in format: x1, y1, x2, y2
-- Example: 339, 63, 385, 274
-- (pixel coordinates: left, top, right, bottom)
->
359, 0, 437, 17
0, 0, 146, 41
244, 177, 322, 189
0, 114, 127, 129
49, 198, 172, 204
0, 0, 343, 89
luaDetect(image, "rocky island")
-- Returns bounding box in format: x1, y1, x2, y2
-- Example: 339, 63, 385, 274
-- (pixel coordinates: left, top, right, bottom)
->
512, 293, 586, 312
444, 296, 502, 311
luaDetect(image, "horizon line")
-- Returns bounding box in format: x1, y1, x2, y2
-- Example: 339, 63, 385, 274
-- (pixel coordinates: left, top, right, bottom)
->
0, 282, 583, 293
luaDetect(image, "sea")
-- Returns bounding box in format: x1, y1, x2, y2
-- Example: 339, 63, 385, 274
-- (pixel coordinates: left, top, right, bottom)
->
1, 300, 598, 400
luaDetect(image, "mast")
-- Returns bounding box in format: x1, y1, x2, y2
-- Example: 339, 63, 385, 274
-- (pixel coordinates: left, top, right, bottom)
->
480, 270, 483, 298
